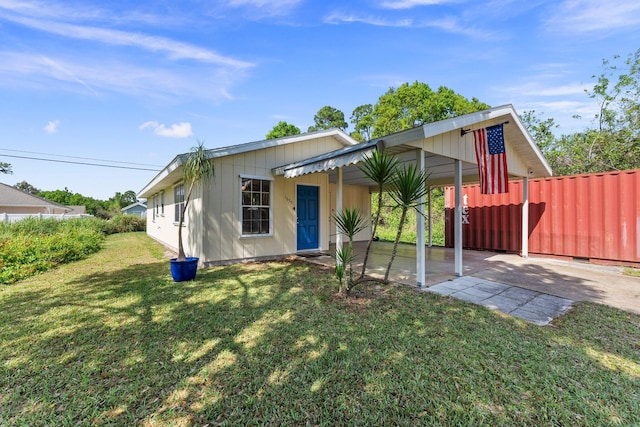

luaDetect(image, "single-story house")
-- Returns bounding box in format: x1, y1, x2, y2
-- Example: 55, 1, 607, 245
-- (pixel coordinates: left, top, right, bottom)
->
121, 201, 147, 218
66, 205, 87, 215
0, 182, 71, 215
138, 104, 552, 285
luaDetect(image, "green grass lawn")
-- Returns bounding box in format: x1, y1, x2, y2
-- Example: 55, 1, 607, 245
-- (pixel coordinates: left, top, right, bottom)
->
1, 233, 638, 426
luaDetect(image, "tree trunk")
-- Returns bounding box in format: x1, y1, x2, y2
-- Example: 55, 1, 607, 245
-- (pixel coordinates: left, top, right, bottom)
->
384, 207, 407, 283
176, 182, 195, 262
360, 190, 383, 278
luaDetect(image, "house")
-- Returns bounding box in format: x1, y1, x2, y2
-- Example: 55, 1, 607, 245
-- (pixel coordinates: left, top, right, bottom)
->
121, 201, 147, 218
0, 182, 71, 215
138, 105, 552, 285
66, 205, 87, 215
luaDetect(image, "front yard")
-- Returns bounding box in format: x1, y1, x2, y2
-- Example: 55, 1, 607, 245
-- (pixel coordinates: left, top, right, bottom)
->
1, 233, 638, 426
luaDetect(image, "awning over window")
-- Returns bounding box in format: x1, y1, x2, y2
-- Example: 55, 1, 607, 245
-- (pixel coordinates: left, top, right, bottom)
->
272, 140, 381, 178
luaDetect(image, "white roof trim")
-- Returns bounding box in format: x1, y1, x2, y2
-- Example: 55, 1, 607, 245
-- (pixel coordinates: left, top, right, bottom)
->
417, 104, 552, 177
138, 128, 357, 198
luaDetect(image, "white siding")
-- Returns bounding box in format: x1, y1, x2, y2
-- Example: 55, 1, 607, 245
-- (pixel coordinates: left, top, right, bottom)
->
408, 129, 531, 178
328, 183, 373, 244
196, 135, 347, 264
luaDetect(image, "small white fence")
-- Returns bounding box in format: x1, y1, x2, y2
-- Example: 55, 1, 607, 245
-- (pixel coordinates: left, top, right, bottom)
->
1, 213, 94, 223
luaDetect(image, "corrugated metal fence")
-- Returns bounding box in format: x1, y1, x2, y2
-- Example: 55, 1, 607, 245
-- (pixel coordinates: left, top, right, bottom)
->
444, 169, 640, 265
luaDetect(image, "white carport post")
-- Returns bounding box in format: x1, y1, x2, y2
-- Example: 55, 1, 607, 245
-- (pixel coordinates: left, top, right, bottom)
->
335, 166, 343, 266
427, 186, 433, 247
454, 159, 463, 276
416, 149, 426, 287
521, 176, 529, 258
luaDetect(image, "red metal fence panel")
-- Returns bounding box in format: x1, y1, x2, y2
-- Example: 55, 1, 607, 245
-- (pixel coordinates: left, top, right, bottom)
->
444, 169, 640, 264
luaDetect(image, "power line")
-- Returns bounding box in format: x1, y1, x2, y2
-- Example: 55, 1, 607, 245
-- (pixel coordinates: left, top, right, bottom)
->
0, 147, 164, 168
0, 153, 161, 172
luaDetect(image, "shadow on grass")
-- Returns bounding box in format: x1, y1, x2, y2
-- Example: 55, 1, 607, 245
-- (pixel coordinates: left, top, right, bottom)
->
1, 234, 639, 426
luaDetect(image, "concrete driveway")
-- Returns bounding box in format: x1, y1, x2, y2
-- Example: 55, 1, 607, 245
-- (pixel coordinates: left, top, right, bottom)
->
315, 241, 640, 317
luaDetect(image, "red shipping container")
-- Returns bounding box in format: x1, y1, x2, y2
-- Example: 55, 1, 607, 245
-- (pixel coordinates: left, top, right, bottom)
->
445, 169, 640, 265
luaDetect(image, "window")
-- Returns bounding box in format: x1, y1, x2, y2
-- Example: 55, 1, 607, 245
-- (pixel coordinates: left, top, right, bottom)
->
152, 194, 157, 220
174, 184, 185, 223
160, 191, 165, 215
241, 177, 271, 235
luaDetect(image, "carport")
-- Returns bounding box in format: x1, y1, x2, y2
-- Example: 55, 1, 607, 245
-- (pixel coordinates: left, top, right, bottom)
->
273, 104, 553, 287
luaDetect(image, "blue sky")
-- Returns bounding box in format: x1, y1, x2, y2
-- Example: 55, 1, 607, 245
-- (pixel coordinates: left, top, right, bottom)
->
1, 0, 639, 200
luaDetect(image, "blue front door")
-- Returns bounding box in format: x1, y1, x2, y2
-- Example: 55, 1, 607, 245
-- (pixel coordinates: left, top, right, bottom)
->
297, 185, 319, 250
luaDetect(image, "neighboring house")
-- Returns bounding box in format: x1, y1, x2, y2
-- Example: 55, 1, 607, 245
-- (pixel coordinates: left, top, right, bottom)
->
138, 105, 552, 285
0, 182, 71, 215
66, 205, 87, 215
121, 201, 147, 218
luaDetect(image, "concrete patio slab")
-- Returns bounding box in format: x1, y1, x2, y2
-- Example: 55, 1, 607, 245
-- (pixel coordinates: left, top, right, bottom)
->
310, 241, 639, 319
426, 277, 573, 325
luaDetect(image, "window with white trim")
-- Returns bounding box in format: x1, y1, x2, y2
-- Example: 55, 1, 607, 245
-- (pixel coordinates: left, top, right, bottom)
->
152, 194, 157, 220
241, 177, 271, 235
174, 184, 185, 223
160, 191, 165, 216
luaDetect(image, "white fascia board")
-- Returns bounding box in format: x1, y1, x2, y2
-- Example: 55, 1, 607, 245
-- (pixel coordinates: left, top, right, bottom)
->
137, 129, 357, 198
137, 155, 184, 199
421, 104, 515, 139
418, 104, 553, 177
510, 110, 553, 176
209, 128, 357, 159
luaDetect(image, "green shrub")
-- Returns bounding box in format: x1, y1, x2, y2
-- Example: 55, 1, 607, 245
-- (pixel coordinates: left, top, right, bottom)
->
105, 215, 146, 234
0, 217, 107, 284
372, 189, 445, 246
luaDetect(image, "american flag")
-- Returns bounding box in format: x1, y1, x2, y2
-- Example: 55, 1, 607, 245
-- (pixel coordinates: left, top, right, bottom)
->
473, 124, 509, 194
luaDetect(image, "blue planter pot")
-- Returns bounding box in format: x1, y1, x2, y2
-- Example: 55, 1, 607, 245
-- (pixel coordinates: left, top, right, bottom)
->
170, 257, 199, 282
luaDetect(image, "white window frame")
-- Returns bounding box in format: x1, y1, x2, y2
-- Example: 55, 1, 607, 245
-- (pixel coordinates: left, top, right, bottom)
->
239, 174, 274, 238
160, 191, 165, 216
174, 183, 185, 225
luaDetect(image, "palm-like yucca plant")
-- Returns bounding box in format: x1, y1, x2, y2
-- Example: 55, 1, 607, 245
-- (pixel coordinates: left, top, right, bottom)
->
177, 141, 215, 261
358, 149, 398, 278
333, 207, 367, 294
384, 163, 430, 283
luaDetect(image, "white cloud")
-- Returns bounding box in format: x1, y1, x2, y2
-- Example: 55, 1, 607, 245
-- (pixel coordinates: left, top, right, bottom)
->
139, 121, 193, 138
324, 12, 412, 27
507, 82, 593, 97
545, 0, 640, 33
379, 0, 455, 9
227, 0, 302, 18
44, 119, 60, 133
0, 52, 242, 99
1, 13, 253, 69
324, 11, 497, 39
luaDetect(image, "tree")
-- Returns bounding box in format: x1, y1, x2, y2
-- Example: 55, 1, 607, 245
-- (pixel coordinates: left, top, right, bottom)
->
357, 150, 398, 279
350, 104, 374, 142
38, 187, 109, 217
591, 49, 640, 137
1, 162, 12, 174
308, 106, 348, 132
266, 121, 301, 139
110, 190, 138, 208
13, 181, 40, 194
371, 81, 490, 137
385, 163, 430, 283
523, 50, 640, 176
176, 142, 215, 262
520, 110, 559, 153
